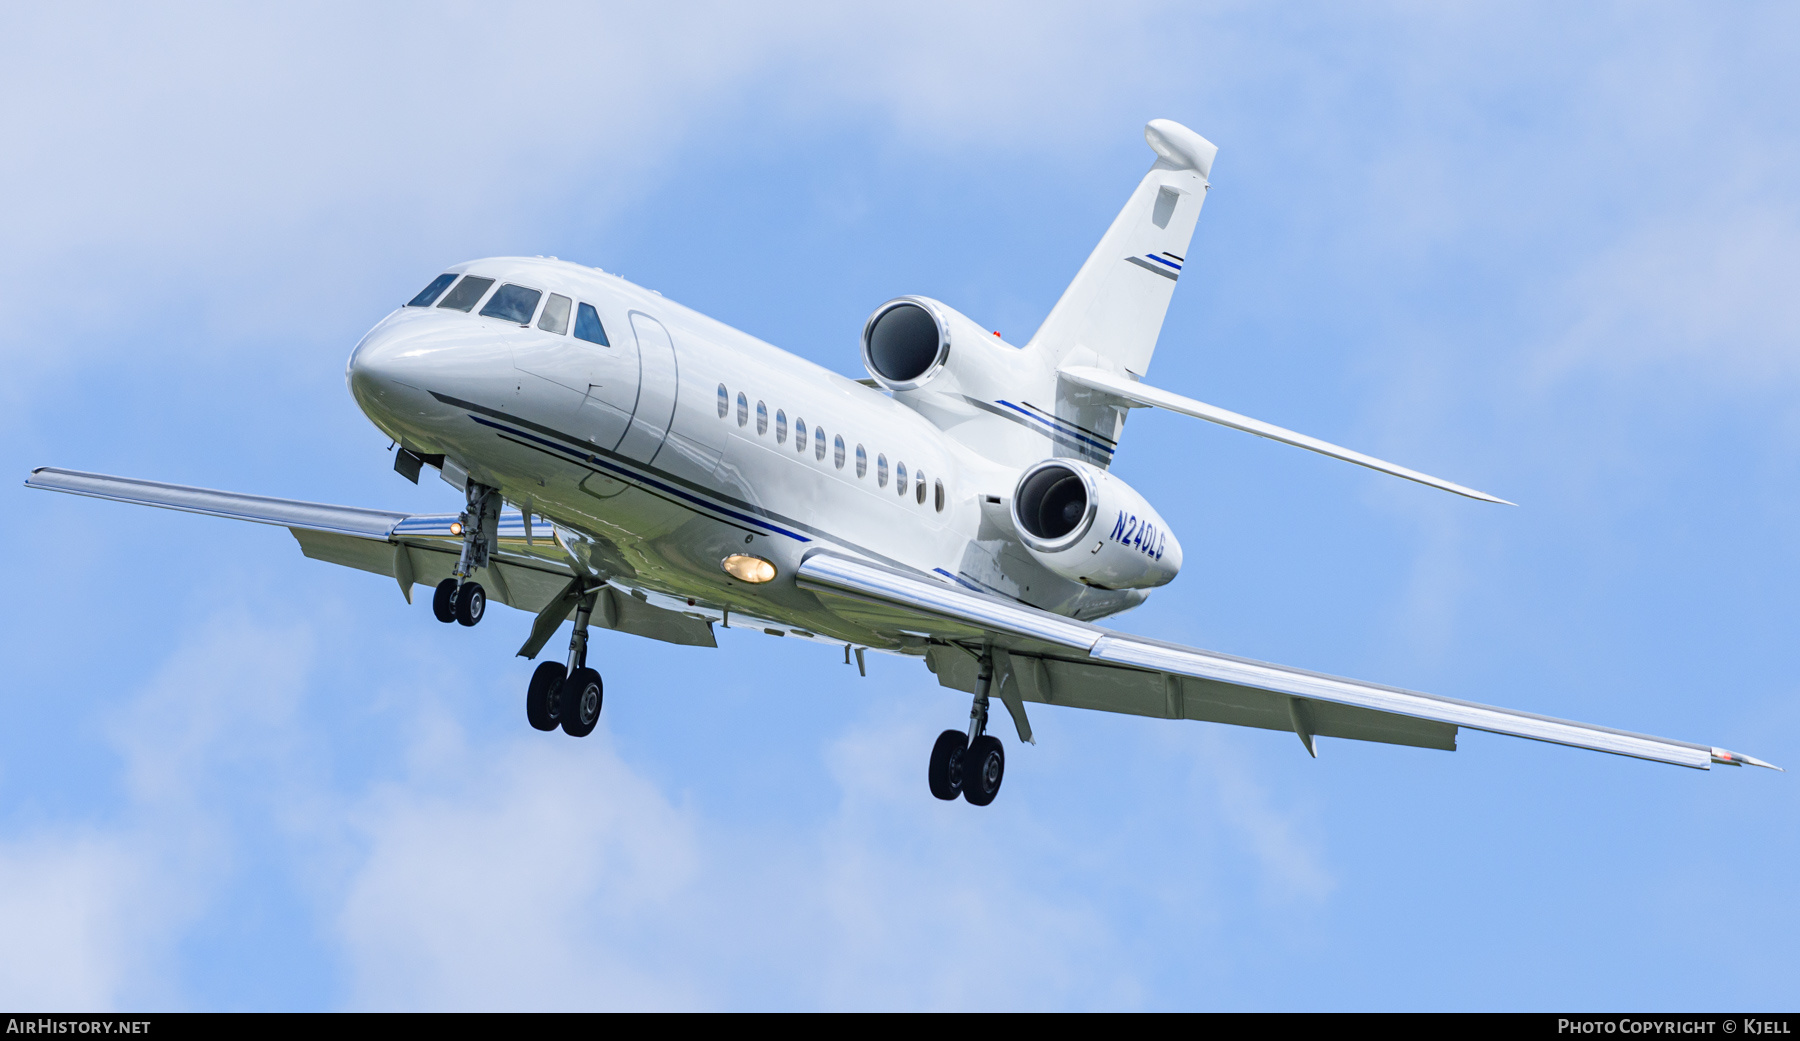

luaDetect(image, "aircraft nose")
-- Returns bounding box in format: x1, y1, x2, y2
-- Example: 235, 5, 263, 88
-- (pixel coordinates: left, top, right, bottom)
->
346, 322, 437, 426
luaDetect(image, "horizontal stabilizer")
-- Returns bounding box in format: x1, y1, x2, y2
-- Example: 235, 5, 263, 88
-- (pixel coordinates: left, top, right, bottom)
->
1058, 366, 1512, 505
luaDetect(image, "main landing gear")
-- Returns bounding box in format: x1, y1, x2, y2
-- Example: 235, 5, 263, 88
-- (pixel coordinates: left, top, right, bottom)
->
929, 651, 1005, 806
432, 481, 500, 627
524, 583, 603, 738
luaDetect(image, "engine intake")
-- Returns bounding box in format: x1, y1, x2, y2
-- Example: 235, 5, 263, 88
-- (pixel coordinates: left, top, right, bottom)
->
863, 301, 947, 387
1010, 459, 1181, 590
1016, 465, 1092, 541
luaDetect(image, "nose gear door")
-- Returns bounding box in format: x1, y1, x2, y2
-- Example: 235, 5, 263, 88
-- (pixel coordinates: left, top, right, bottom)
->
615, 312, 679, 464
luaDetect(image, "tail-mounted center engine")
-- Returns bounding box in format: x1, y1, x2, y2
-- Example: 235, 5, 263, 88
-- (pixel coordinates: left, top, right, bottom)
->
862, 296, 1066, 467
861, 295, 1032, 396
1010, 459, 1182, 590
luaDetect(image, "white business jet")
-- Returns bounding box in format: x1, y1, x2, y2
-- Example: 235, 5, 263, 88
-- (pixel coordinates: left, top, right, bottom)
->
27, 119, 1778, 804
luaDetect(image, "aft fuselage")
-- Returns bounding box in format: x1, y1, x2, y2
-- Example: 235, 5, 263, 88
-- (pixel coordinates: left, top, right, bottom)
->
346, 257, 1140, 650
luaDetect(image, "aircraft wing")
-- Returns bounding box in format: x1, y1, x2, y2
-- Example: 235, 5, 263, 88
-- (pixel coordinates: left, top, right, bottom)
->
796, 552, 1779, 770
23, 467, 714, 649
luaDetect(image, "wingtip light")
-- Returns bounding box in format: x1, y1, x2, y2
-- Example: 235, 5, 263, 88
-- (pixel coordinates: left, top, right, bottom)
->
1711, 748, 1784, 771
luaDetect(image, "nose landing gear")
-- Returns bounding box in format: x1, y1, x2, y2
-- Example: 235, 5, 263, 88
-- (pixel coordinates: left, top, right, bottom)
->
523, 582, 604, 738
432, 481, 500, 627
929, 651, 1006, 805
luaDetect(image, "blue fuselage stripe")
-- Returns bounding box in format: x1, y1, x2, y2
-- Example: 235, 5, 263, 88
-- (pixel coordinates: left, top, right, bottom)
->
466, 414, 811, 542
995, 400, 1116, 456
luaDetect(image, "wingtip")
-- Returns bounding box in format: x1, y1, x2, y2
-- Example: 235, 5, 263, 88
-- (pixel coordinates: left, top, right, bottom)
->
1457, 486, 1516, 506
1712, 748, 1783, 771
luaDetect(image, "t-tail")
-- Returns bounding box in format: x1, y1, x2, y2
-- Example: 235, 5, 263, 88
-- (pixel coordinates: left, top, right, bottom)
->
1025, 118, 1216, 380
1028, 119, 1510, 504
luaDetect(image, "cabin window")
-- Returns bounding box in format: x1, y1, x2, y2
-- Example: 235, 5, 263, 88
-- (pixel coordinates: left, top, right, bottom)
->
756, 401, 768, 434
934, 479, 945, 512
895, 462, 907, 495
856, 444, 867, 477
408, 273, 456, 307
480, 284, 542, 325
795, 419, 807, 452
737, 392, 749, 426
877, 453, 888, 487
538, 293, 571, 335
574, 303, 610, 346
816, 430, 828, 461
916, 471, 928, 504
717, 384, 729, 418
775, 409, 788, 444
436, 275, 494, 312
834, 436, 846, 469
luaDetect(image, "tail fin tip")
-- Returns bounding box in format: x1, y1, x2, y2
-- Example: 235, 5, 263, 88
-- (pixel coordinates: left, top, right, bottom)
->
1145, 119, 1217, 179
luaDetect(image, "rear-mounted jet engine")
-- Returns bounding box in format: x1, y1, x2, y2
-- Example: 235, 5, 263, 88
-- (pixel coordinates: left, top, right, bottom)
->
1010, 458, 1182, 589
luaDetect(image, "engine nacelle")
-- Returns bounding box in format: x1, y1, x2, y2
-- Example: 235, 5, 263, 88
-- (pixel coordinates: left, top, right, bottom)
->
1010, 459, 1182, 590
861, 295, 1025, 394
862, 296, 1069, 467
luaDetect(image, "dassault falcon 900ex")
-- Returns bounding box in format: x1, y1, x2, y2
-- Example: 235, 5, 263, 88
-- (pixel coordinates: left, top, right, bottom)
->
27, 119, 1779, 804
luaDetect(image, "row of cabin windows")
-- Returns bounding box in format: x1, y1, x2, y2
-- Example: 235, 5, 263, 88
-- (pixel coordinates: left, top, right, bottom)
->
407, 273, 612, 347
717, 383, 945, 512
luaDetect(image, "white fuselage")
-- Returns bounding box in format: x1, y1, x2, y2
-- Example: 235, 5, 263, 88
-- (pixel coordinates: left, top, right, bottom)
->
347, 257, 1144, 651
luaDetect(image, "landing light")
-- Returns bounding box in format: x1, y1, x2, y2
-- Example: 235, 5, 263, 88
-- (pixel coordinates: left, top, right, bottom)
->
449, 521, 463, 536
721, 554, 776, 584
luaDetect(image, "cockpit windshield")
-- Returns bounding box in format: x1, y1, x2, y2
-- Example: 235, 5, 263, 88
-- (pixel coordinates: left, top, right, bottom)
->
436, 276, 495, 312
480, 284, 542, 325
407, 273, 457, 307
575, 302, 610, 346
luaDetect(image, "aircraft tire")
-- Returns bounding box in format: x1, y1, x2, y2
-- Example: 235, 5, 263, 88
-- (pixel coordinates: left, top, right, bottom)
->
928, 729, 967, 800
526, 661, 567, 731
432, 579, 458, 623
454, 581, 485, 626
560, 668, 603, 737
962, 735, 1004, 806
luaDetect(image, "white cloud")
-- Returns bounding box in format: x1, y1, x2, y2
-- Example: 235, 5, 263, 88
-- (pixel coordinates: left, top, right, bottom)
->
336, 732, 705, 1011
0, 611, 317, 1008
1538, 205, 1800, 390
0, 835, 141, 1009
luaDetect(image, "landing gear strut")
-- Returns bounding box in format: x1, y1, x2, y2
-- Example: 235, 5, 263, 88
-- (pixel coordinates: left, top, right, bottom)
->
433, 480, 500, 627
929, 650, 1005, 806
523, 583, 603, 738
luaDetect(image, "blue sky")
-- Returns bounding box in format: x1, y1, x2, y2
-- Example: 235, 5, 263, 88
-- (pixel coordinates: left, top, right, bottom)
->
2, 2, 1796, 1010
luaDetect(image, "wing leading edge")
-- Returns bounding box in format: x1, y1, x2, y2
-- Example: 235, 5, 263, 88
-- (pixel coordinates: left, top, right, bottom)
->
795, 552, 1780, 771
23, 467, 715, 649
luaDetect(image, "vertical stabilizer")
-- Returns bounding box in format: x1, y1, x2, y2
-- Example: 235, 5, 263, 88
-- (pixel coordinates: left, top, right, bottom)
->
1026, 119, 1214, 379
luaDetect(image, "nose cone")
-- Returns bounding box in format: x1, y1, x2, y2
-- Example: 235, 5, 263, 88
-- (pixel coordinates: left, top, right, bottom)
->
345, 313, 463, 441
348, 328, 422, 427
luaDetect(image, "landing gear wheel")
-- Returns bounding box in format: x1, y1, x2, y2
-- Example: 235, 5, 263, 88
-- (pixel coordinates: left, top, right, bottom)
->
432, 579, 457, 623
963, 735, 1004, 806
526, 661, 567, 732
928, 729, 968, 801
454, 581, 485, 626
560, 668, 603, 737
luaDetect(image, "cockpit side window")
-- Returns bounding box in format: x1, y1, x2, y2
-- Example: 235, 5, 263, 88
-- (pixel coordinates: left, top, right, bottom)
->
480, 284, 543, 325
436, 275, 495, 312
407, 273, 456, 308
575, 303, 611, 346
538, 294, 572, 335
